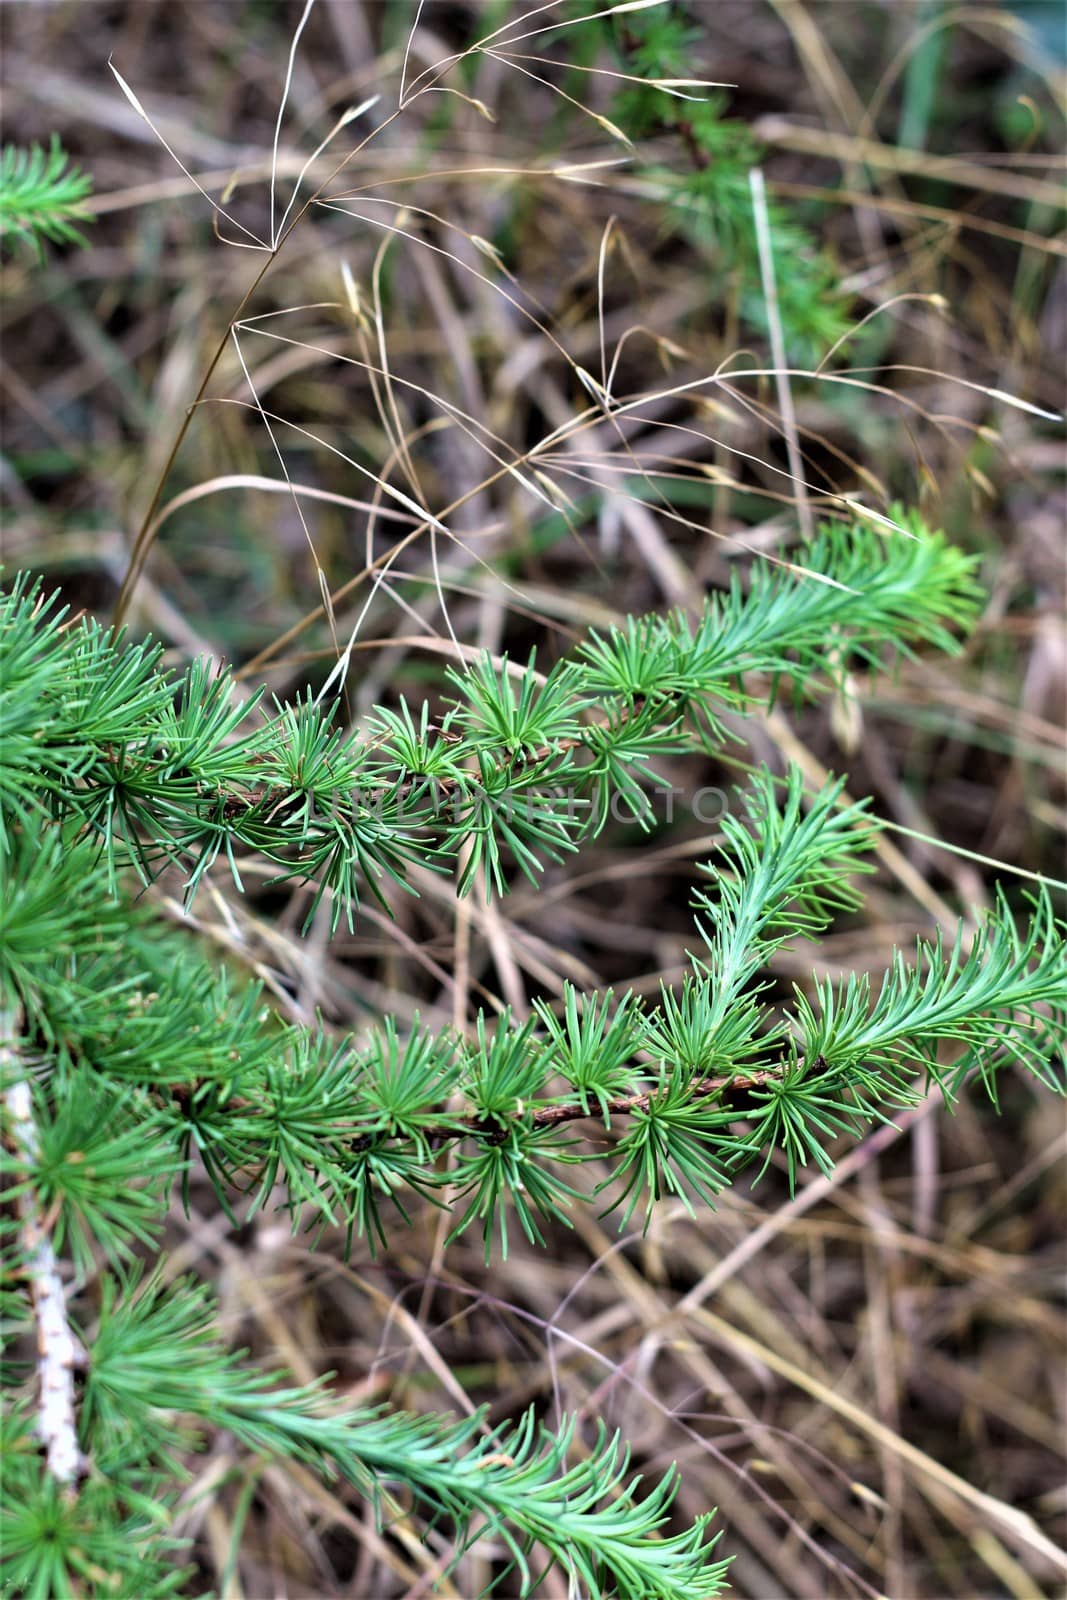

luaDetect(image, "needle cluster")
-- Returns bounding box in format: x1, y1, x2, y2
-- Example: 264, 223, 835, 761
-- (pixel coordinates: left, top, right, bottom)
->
2, 517, 1064, 1596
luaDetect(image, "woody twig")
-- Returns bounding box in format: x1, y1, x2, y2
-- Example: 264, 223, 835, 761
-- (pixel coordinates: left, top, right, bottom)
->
2, 1008, 85, 1485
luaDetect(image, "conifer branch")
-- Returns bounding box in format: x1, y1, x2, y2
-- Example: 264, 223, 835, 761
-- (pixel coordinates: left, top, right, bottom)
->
0, 136, 93, 259
2, 515, 1061, 1595
0, 516, 983, 929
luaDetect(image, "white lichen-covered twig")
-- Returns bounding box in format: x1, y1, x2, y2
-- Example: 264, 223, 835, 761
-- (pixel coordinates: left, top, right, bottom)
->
2, 1011, 85, 1484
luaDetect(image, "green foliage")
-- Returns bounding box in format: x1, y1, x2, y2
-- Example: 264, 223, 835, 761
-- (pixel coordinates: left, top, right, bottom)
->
2, 503, 1064, 1592
0, 136, 94, 259
0, 518, 983, 938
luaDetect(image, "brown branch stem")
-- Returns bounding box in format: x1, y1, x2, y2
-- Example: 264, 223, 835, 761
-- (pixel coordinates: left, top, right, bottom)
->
171, 1062, 781, 1157
518, 1067, 778, 1133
